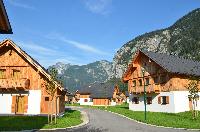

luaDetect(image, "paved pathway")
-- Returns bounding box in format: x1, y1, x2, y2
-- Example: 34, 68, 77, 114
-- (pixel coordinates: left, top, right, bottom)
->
42, 107, 195, 132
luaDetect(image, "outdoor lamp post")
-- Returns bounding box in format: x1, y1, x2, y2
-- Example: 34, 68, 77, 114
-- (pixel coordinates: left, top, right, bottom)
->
141, 67, 147, 121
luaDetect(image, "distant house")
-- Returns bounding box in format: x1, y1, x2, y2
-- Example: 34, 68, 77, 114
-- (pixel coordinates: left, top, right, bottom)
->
118, 91, 129, 104
0, 39, 66, 115
76, 83, 123, 106
0, 0, 12, 34
65, 91, 74, 103
123, 50, 200, 113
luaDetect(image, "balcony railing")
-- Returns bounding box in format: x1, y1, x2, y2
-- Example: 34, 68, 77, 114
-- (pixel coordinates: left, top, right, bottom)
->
132, 84, 161, 94
0, 78, 30, 89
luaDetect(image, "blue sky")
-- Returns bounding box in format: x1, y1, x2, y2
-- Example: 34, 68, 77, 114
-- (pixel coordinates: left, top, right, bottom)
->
0, 0, 199, 67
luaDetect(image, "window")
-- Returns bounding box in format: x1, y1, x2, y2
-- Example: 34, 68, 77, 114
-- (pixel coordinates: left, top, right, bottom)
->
158, 96, 169, 105
0, 69, 6, 79
84, 99, 88, 102
145, 78, 150, 86
160, 75, 166, 84
147, 97, 152, 104
132, 80, 136, 87
138, 79, 142, 86
153, 76, 159, 84
132, 97, 139, 104
45, 97, 49, 101
13, 70, 20, 79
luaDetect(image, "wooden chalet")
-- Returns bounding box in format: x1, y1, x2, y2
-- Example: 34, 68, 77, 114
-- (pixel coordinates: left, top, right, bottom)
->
76, 83, 122, 106
123, 50, 200, 113
0, 0, 12, 34
0, 39, 66, 115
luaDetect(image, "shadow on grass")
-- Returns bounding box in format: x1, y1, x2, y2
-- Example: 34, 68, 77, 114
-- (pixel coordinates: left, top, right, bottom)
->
0, 110, 80, 131
118, 106, 129, 109
66, 110, 76, 114
0, 115, 47, 131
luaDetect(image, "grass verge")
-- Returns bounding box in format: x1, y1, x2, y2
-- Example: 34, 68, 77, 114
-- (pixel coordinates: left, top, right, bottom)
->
0, 110, 82, 131
85, 103, 200, 129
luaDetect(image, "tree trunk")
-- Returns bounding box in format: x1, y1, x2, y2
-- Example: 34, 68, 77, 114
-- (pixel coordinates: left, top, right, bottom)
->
48, 101, 50, 124
51, 100, 53, 123
195, 100, 198, 117
55, 97, 58, 124
193, 99, 196, 119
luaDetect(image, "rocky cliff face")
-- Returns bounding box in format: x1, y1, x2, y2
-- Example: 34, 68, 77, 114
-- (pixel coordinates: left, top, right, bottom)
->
112, 8, 200, 78
49, 8, 200, 91
49, 60, 113, 91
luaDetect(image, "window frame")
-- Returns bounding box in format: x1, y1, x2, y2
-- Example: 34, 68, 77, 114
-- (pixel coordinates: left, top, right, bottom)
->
12, 69, 21, 79
145, 78, 150, 86
160, 75, 167, 84
153, 76, 159, 85
147, 96, 152, 105
132, 80, 136, 87
45, 97, 49, 101
132, 97, 139, 104
158, 96, 169, 105
84, 99, 88, 102
138, 79, 143, 86
0, 69, 6, 79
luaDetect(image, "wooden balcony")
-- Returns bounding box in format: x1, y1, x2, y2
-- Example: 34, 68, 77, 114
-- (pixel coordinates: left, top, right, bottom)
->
132, 84, 161, 94
0, 78, 30, 89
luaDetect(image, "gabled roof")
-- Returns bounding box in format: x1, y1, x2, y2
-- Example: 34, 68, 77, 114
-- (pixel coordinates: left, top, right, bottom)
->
78, 82, 116, 98
0, 0, 12, 34
0, 39, 65, 91
123, 50, 200, 80
141, 50, 200, 77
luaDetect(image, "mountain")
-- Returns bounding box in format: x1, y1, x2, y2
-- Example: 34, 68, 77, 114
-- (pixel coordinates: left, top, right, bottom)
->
112, 8, 200, 78
49, 8, 200, 91
49, 60, 113, 91
50, 62, 71, 74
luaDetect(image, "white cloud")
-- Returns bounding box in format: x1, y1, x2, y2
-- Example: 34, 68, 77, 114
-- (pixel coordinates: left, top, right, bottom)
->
15, 40, 86, 67
84, 0, 112, 15
17, 41, 57, 55
46, 33, 108, 55
8, 0, 35, 10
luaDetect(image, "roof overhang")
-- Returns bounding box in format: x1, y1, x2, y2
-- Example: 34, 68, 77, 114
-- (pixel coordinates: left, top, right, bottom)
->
0, 0, 12, 34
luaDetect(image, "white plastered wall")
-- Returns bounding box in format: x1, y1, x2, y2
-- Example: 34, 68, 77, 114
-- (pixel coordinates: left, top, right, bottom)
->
26, 90, 41, 115
129, 91, 200, 113
0, 94, 12, 114
79, 98, 93, 105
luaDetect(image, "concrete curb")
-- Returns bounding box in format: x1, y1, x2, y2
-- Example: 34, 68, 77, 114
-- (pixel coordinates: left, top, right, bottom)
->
104, 110, 200, 131
22, 109, 89, 131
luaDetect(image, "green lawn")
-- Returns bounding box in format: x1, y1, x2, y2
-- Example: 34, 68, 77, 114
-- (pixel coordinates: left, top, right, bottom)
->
87, 103, 200, 129
0, 110, 82, 131
65, 103, 80, 106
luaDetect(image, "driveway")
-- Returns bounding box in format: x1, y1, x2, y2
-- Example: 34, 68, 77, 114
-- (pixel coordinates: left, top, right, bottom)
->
43, 107, 195, 132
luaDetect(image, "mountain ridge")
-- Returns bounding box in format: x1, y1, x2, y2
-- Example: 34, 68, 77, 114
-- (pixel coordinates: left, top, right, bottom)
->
49, 8, 200, 91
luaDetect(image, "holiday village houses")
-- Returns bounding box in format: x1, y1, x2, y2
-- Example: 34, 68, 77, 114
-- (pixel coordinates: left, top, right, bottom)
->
0, 39, 66, 115
74, 82, 128, 106
123, 50, 200, 113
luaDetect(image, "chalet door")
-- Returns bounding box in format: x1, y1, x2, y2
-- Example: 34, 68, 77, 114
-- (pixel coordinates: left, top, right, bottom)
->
189, 98, 192, 110
16, 96, 24, 114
